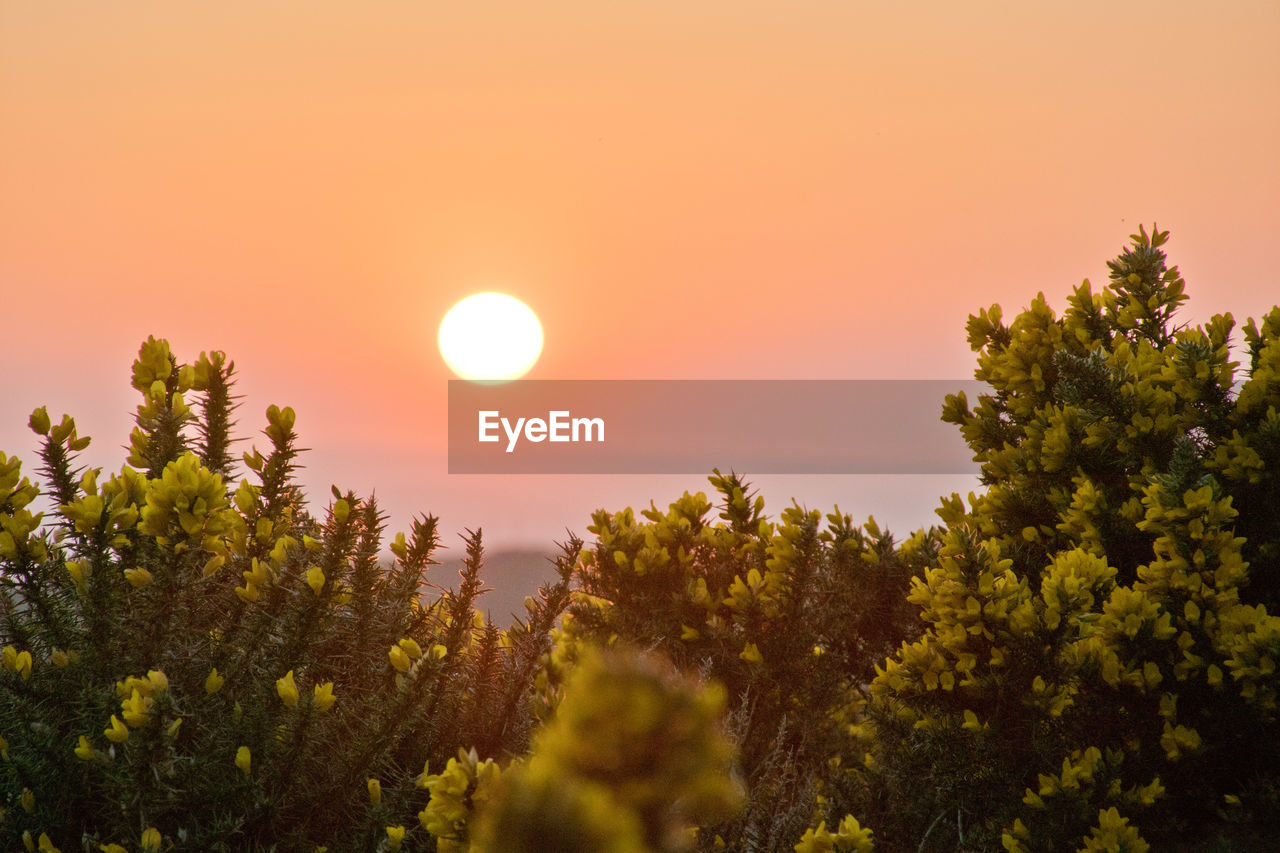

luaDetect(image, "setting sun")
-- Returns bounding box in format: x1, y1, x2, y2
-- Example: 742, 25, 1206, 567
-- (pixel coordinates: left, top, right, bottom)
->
438, 292, 544, 382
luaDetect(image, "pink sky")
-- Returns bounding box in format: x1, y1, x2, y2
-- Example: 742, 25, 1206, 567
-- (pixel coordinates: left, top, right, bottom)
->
3, 2, 1278, 551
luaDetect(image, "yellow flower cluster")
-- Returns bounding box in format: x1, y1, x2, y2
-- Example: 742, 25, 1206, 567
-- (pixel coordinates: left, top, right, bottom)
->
418, 748, 503, 848
100, 670, 170, 742
794, 815, 875, 853
872, 531, 1027, 702
23, 830, 61, 852
237, 556, 271, 603
389, 636, 442, 675
138, 453, 236, 554
480, 648, 740, 851
1076, 807, 1150, 853
0, 453, 46, 562
2, 645, 34, 680
126, 337, 198, 470
724, 567, 784, 620
272, 669, 336, 712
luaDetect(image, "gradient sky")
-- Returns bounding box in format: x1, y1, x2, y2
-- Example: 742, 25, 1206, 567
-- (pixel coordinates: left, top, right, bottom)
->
3, 2, 1278, 553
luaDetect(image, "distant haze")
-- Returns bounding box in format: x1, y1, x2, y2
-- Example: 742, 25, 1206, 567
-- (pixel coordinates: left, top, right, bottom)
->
432, 548, 561, 628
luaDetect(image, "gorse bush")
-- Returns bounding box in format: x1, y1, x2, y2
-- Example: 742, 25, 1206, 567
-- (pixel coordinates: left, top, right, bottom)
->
865, 226, 1280, 851
1, 339, 573, 851
562, 478, 929, 849
3, 226, 1278, 852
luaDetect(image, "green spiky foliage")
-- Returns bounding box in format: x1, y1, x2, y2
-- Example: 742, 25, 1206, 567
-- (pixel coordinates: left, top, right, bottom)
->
561, 472, 934, 850
867, 226, 1280, 852
0, 339, 569, 852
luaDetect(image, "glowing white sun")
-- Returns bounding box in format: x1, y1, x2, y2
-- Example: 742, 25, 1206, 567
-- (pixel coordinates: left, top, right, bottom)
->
438, 292, 543, 381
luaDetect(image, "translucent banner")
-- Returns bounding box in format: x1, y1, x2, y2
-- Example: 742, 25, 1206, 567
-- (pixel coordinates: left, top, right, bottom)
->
448, 380, 985, 474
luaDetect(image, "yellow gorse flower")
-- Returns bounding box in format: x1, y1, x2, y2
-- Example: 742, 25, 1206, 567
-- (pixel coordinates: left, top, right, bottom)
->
385, 826, 405, 851
203, 553, 226, 577
3, 645, 34, 680
65, 560, 88, 588
794, 815, 874, 853
205, 667, 225, 694
138, 452, 234, 551
388, 645, 411, 673
306, 565, 325, 595
367, 777, 382, 805
236, 745, 251, 775
420, 749, 504, 841
121, 688, 152, 727
75, 735, 94, 760
104, 715, 129, 743
140, 827, 162, 851
313, 681, 337, 712
124, 567, 153, 588
276, 670, 299, 707
28, 406, 51, 436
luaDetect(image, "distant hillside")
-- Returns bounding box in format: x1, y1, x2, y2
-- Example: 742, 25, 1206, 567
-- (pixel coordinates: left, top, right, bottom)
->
429, 548, 565, 626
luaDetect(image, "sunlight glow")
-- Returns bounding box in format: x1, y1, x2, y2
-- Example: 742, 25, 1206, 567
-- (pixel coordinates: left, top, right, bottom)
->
438, 292, 543, 382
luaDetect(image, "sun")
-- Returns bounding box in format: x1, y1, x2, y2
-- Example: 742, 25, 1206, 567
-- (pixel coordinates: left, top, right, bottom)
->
437, 292, 543, 382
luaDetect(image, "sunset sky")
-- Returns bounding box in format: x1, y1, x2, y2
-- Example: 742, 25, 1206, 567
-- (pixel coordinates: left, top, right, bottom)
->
3, 2, 1278, 554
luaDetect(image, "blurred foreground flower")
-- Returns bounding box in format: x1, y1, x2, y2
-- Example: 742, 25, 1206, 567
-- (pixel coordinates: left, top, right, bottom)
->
472, 646, 741, 853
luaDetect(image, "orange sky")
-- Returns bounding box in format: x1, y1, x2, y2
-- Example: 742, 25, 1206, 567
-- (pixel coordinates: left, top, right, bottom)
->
3, 2, 1278, 551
